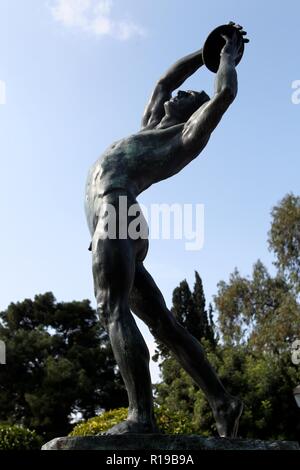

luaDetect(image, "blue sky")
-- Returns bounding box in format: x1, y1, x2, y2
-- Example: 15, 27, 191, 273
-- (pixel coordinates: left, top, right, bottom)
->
0, 0, 299, 381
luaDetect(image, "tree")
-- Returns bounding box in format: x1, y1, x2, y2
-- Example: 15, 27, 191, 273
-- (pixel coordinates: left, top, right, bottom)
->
213, 261, 300, 440
214, 260, 300, 353
155, 219, 300, 440
192, 272, 216, 347
153, 271, 215, 363
0, 293, 127, 439
154, 272, 216, 429
268, 193, 300, 293
156, 261, 300, 439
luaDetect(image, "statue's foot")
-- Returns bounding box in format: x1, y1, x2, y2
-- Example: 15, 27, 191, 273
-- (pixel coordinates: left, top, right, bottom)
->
102, 419, 159, 435
213, 396, 243, 438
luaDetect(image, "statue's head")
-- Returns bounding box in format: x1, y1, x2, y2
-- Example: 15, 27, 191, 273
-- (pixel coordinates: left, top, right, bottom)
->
164, 89, 210, 121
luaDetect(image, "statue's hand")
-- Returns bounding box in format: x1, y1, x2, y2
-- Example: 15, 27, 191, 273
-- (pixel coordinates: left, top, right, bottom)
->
221, 22, 249, 60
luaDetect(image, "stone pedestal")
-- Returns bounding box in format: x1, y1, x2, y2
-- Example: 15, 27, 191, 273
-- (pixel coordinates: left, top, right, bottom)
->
42, 434, 300, 451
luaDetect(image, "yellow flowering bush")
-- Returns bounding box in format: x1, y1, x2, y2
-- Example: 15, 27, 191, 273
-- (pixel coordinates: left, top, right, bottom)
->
70, 406, 197, 436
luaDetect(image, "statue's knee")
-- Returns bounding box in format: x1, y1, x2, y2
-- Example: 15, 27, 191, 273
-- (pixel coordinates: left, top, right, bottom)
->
92, 251, 102, 277
152, 312, 178, 341
96, 299, 109, 329
96, 296, 123, 330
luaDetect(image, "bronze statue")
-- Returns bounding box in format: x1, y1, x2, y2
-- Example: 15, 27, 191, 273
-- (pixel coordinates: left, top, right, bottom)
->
85, 22, 249, 437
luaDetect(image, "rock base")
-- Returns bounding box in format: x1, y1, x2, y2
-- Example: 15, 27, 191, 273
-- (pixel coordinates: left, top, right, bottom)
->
42, 434, 300, 451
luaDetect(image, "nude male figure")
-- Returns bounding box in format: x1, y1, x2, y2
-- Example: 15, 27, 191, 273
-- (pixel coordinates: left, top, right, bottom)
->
85, 24, 248, 437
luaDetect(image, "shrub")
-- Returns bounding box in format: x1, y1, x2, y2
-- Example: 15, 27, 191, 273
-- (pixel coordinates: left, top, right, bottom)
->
0, 424, 42, 450
155, 405, 197, 434
70, 406, 198, 436
70, 408, 128, 436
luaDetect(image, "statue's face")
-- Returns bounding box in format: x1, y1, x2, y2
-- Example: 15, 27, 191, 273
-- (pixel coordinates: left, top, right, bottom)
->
165, 90, 209, 121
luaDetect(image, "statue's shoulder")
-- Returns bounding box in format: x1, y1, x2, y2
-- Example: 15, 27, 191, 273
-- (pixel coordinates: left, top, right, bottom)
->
92, 138, 125, 165
103, 135, 135, 154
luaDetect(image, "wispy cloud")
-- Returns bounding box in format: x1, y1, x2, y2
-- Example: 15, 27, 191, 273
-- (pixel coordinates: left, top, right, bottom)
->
50, 0, 145, 40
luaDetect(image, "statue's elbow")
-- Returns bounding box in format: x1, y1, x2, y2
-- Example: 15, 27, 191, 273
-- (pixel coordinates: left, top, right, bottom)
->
220, 86, 236, 105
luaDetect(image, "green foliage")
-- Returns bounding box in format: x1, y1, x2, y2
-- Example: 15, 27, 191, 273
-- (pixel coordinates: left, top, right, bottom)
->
70, 407, 197, 436
0, 424, 42, 450
155, 406, 197, 434
156, 343, 300, 440
0, 293, 127, 440
155, 340, 217, 437
154, 273, 218, 436
172, 273, 216, 345
214, 261, 300, 352
153, 272, 215, 362
155, 361, 195, 416
268, 193, 300, 293
212, 346, 300, 440
192, 273, 216, 346
155, 196, 300, 440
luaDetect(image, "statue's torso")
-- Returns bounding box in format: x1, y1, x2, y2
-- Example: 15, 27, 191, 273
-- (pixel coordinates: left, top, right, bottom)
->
85, 125, 184, 226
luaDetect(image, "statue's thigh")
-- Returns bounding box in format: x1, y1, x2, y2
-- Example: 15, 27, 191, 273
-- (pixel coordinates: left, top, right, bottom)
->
92, 233, 136, 299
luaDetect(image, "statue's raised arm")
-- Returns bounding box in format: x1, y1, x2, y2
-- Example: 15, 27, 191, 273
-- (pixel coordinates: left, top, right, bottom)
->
182, 24, 248, 151
141, 48, 204, 129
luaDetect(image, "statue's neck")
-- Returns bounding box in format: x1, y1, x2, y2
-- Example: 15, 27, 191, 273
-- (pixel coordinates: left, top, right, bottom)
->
158, 114, 183, 129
